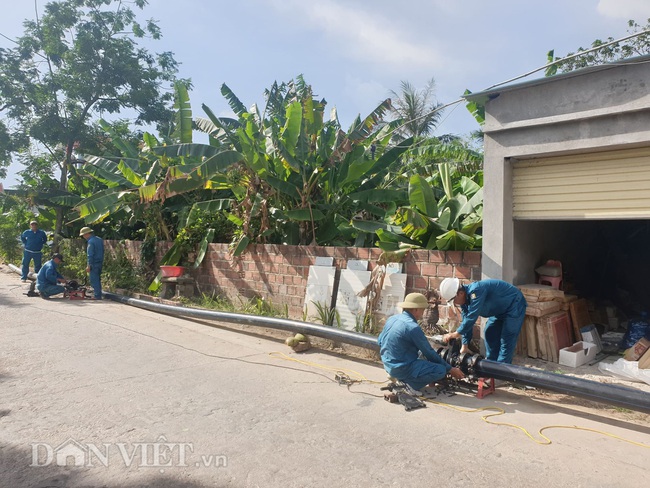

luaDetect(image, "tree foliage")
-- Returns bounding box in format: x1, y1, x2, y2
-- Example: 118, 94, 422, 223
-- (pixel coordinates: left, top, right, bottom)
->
388, 79, 443, 139
545, 19, 650, 76
0, 0, 182, 244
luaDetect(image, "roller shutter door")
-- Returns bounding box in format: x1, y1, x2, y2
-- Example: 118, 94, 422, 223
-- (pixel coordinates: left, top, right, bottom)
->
512, 147, 650, 219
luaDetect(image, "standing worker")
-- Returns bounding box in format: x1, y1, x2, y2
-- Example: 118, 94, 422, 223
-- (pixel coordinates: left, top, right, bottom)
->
439, 278, 526, 364
378, 293, 465, 393
36, 253, 67, 299
80, 227, 104, 300
20, 220, 48, 282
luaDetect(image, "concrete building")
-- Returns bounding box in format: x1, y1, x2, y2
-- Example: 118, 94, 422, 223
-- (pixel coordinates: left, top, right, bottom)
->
467, 55, 650, 307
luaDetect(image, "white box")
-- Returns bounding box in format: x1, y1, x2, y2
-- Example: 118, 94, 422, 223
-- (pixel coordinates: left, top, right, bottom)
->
559, 341, 598, 368
580, 325, 603, 353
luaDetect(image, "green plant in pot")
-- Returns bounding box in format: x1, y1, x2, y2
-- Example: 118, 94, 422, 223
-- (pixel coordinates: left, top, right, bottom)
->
151, 209, 235, 290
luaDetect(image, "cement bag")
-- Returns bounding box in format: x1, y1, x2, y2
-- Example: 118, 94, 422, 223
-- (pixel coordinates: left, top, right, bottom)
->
598, 358, 650, 386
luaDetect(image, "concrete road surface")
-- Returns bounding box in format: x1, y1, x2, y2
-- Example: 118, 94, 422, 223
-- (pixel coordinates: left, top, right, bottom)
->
1, 268, 649, 488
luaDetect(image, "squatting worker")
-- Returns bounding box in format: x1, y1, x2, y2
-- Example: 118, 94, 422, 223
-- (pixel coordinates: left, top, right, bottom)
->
378, 292, 465, 391
20, 220, 47, 281
36, 253, 66, 299
439, 278, 527, 364
79, 226, 104, 300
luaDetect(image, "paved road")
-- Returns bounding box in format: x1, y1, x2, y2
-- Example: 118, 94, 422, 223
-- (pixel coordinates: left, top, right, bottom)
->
1, 268, 649, 488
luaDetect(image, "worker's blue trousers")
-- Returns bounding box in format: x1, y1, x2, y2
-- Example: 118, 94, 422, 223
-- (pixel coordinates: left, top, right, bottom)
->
21, 250, 43, 280
484, 297, 527, 363
392, 359, 448, 391
89, 262, 103, 299
37, 283, 65, 298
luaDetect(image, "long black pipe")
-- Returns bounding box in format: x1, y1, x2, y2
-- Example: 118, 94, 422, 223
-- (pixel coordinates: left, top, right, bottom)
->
104, 293, 379, 350
475, 359, 650, 414
103, 292, 650, 414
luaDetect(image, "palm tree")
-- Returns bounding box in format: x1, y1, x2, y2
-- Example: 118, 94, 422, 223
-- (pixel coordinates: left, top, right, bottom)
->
388, 79, 443, 138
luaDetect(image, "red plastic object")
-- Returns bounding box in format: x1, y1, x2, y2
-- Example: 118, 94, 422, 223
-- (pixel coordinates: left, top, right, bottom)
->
477, 377, 495, 399
160, 265, 185, 277
68, 289, 86, 300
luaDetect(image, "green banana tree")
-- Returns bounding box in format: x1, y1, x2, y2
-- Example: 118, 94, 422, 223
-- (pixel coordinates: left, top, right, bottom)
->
357, 170, 483, 251
152, 76, 414, 253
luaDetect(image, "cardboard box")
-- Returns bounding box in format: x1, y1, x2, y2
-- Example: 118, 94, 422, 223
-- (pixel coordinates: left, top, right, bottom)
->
525, 301, 561, 317
623, 337, 650, 361
639, 348, 650, 370
559, 341, 598, 368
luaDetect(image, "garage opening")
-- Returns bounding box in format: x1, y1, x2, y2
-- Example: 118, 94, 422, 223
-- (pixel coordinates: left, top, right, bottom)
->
510, 146, 650, 353
514, 219, 650, 321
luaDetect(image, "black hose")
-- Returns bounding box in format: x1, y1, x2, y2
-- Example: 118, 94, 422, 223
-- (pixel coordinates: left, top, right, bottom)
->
100, 292, 650, 414
104, 293, 379, 350
475, 359, 650, 414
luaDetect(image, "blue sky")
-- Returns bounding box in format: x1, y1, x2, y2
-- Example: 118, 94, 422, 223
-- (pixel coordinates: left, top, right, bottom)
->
1, 0, 649, 187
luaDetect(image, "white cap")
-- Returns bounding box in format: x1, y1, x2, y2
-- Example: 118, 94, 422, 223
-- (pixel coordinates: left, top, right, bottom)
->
439, 277, 460, 302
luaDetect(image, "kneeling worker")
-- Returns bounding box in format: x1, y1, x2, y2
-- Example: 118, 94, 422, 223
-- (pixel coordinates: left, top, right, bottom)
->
439, 278, 526, 364
36, 253, 67, 299
378, 292, 465, 392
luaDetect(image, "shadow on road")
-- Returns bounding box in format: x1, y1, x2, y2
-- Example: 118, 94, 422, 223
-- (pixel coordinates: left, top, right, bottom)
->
0, 442, 229, 488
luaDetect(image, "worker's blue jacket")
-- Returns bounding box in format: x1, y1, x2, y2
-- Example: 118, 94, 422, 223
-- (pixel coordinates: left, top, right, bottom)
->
36, 259, 63, 288
86, 235, 104, 265
21, 229, 47, 252
377, 311, 451, 377
456, 279, 526, 344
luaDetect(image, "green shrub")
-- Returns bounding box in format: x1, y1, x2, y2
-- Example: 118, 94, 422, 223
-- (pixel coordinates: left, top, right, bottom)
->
57, 239, 149, 292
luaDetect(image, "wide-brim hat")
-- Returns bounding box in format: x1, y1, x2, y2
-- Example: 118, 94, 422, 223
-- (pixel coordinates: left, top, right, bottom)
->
79, 226, 94, 236
398, 292, 429, 309
30, 220, 38, 225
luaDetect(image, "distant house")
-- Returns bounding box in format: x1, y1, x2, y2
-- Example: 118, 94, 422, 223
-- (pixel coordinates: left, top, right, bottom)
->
465, 55, 650, 304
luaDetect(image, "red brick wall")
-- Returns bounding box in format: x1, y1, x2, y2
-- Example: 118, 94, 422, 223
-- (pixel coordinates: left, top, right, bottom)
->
105, 240, 481, 319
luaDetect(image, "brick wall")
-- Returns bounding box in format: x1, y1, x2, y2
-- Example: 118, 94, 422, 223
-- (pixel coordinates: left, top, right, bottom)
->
105, 240, 481, 319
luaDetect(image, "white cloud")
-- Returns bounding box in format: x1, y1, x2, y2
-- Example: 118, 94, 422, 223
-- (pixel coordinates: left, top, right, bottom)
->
341, 76, 389, 111
266, 0, 446, 73
597, 0, 650, 19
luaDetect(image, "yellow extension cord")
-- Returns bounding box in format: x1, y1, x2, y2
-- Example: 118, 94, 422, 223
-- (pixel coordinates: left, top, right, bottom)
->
269, 351, 650, 449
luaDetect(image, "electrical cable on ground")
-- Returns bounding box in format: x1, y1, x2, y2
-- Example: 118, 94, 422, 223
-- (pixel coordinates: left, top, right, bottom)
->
7, 285, 649, 450
268, 351, 650, 450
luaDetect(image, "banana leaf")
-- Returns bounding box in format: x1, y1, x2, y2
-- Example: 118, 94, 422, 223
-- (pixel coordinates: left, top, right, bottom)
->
347, 99, 392, 142
152, 143, 220, 159
221, 83, 248, 117
408, 175, 437, 217
186, 199, 233, 226
118, 160, 145, 186
284, 208, 325, 221
281, 101, 302, 156
435, 229, 475, 251
98, 119, 139, 159
172, 81, 192, 144
232, 235, 250, 256
348, 188, 407, 204
194, 228, 216, 269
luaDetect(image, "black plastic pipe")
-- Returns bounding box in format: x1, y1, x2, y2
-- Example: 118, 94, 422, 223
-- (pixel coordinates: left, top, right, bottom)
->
102, 293, 650, 414
475, 359, 650, 414
104, 293, 380, 350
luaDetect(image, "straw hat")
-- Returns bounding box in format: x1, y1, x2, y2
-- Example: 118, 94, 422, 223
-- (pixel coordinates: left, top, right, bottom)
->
79, 226, 94, 236
398, 293, 429, 309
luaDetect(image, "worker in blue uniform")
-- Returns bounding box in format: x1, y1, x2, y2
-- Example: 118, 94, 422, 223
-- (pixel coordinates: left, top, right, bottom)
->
439, 278, 527, 364
378, 293, 465, 392
80, 226, 104, 299
36, 253, 66, 299
20, 220, 48, 281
